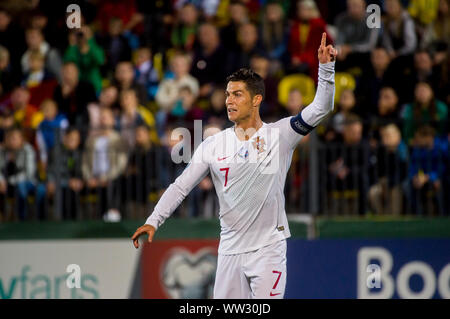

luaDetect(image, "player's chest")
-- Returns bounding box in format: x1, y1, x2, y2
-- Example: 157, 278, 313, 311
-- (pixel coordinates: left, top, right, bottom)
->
209, 132, 280, 186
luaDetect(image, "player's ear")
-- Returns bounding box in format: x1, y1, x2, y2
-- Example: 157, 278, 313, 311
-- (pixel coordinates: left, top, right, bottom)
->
252, 94, 263, 107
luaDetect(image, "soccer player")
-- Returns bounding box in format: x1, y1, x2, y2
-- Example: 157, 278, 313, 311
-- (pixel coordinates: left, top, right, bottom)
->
132, 33, 337, 299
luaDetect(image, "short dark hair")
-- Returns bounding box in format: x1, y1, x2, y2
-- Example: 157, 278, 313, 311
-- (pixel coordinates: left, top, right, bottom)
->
226, 68, 265, 100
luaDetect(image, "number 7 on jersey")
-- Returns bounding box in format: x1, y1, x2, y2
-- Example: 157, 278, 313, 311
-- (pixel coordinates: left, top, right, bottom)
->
220, 167, 230, 187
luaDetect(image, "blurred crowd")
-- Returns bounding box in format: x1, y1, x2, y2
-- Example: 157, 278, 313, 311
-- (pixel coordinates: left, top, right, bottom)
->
0, 0, 449, 221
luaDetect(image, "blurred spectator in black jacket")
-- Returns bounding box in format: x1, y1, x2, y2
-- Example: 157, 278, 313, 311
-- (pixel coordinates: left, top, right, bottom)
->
47, 127, 83, 220
250, 54, 279, 120
191, 23, 228, 98
368, 86, 401, 143
356, 47, 395, 115
53, 62, 97, 129
0, 8, 26, 79
259, 1, 290, 66
113, 61, 148, 106
124, 124, 163, 219
368, 123, 408, 215
324, 114, 370, 215
226, 22, 265, 75
98, 17, 133, 78
220, 0, 250, 53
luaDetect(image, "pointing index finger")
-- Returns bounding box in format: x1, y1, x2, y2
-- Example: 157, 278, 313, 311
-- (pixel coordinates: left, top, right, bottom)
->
321, 32, 327, 48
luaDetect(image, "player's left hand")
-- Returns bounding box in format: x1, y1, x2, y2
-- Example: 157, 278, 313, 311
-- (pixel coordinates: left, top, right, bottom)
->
318, 32, 337, 64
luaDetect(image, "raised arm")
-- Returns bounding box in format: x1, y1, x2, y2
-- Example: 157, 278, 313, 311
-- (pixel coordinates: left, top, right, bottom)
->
132, 139, 211, 248
290, 33, 337, 135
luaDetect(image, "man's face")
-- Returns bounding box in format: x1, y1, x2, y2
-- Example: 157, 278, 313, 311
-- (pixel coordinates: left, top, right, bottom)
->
99, 87, 118, 107
415, 52, 432, 72
371, 48, 390, 71
120, 91, 138, 113
6, 131, 23, 150
115, 62, 134, 84
343, 122, 363, 145
100, 110, 115, 129
348, 0, 366, 19
64, 131, 80, 150
62, 64, 79, 86
26, 30, 43, 50
226, 81, 256, 123
11, 88, 30, 108
199, 24, 218, 48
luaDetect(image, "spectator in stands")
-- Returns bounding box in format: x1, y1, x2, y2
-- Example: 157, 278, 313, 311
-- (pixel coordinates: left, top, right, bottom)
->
250, 54, 279, 120
133, 47, 160, 101
86, 86, 120, 137
381, 0, 418, 59
288, 0, 332, 79
137, 0, 174, 52
205, 86, 228, 129
326, 89, 359, 141
0, 110, 14, 145
64, 25, 105, 94
406, 125, 448, 215
96, 0, 143, 36
191, 23, 228, 98
220, 0, 250, 53
155, 52, 199, 136
334, 0, 379, 71
325, 115, 370, 215
21, 28, 62, 82
0, 127, 45, 220
9, 86, 43, 138
226, 23, 265, 75
171, 3, 199, 52
0, 8, 26, 78
368, 123, 408, 215
53, 62, 97, 128
166, 85, 205, 135
36, 99, 69, 168
47, 127, 83, 220
368, 86, 401, 143
113, 61, 148, 106
259, 1, 290, 65
98, 17, 133, 78
421, 0, 450, 51
401, 81, 448, 144
356, 47, 395, 114
22, 51, 53, 89
117, 88, 158, 149
280, 88, 305, 118
82, 107, 128, 221
0, 46, 18, 99
124, 124, 162, 219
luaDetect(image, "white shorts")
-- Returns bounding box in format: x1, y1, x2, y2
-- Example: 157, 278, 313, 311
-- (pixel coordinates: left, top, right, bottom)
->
213, 239, 287, 299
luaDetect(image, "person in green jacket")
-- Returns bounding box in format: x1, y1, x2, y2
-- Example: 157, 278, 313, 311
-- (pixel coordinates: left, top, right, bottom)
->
401, 81, 448, 144
64, 26, 105, 94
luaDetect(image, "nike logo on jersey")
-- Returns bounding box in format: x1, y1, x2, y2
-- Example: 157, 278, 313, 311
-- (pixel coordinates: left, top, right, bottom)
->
217, 156, 229, 162
270, 292, 281, 297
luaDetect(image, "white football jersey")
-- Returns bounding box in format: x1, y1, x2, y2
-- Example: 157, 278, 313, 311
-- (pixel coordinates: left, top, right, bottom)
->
146, 62, 336, 255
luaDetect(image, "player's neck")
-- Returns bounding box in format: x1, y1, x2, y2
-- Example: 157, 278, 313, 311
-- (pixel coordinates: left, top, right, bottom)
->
234, 116, 263, 141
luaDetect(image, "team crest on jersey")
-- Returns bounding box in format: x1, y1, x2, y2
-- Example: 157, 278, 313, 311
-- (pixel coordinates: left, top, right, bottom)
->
252, 136, 266, 154
238, 146, 249, 159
